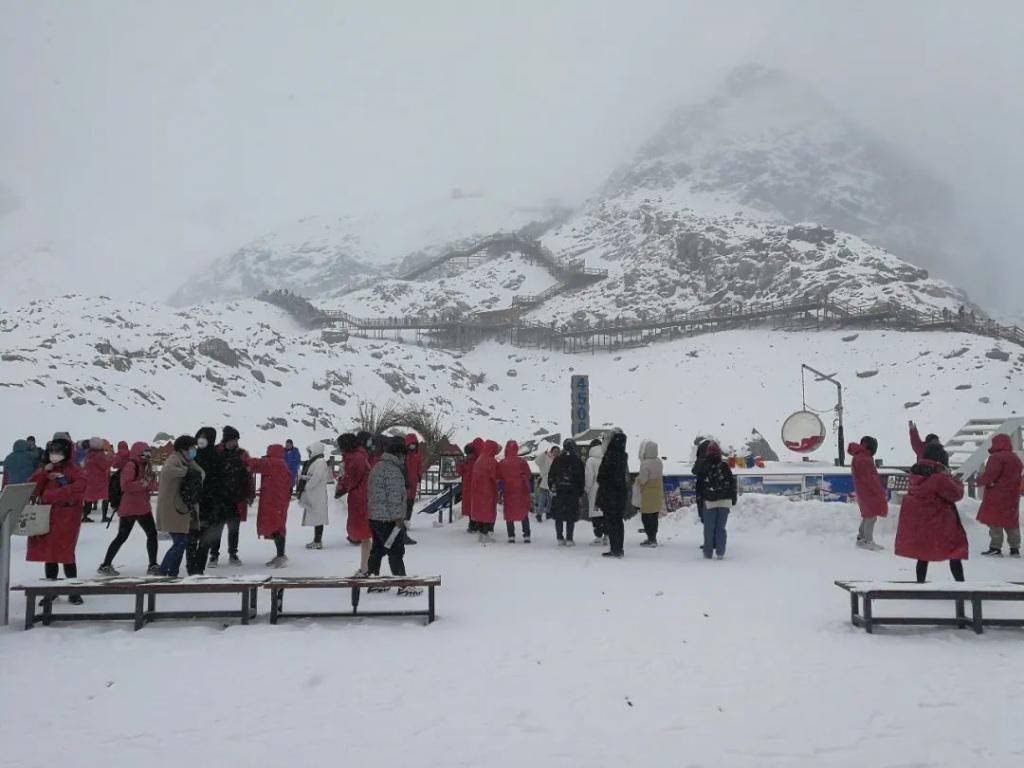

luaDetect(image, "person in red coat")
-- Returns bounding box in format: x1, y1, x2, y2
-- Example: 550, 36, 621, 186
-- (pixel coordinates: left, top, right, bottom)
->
848, 436, 888, 551
894, 443, 968, 583
251, 444, 293, 567
81, 438, 114, 523
403, 433, 423, 545
27, 436, 87, 604
459, 441, 478, 533
112, 441, 131, 471
98, 442, 160, 576
471, 440, 500, 542
498, 440, 532, 543
336, 433, 372, 573
977, 433, 1024, 556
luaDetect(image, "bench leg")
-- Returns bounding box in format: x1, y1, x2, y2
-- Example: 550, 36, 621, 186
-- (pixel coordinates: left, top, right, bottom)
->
134, 593, 145, 631
352, 586, 360, 615
270, 589, 280, 624
240, 591, 250, 625
43, 593, 53, 626
25, 591, 35, 630
955, 598, 967, 629
250, 587, 258, 615
972, 597, 984, 635
863, 597, 873, 634
147, 592, 156, 614
428, 586, 436, 625
849, 592, 859, 626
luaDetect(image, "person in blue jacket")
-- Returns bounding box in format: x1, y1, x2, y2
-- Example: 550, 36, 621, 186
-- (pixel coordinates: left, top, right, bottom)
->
3, 439, 39, 487
284, 439, 303, 488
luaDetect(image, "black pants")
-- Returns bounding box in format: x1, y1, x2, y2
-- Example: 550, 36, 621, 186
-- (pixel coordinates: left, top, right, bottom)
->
44, 562, 77, 579
83, 500, 110, 520
506, 519, 531, 538
555, 518, 575, 541
467, 519, 479, 532
591, 517, 606, 538
641, 512, 659, 543
477, 522, 495, 534
605, 509, 625, 555
210, 518, 240, 558
272, 532, 286, 557
368, 520, 406, 576
313, 525, 324, 544
406, 498, 415, 521
187, 523, 224, 574
916, 559, 965, 583
102, 515, 158, 567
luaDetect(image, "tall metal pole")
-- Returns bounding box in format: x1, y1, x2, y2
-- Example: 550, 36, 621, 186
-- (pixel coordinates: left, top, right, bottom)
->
0, 509, 11, 626
802, 364, 846, 467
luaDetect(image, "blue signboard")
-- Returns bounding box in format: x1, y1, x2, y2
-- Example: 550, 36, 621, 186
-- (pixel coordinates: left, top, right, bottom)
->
571, 375, 590, 435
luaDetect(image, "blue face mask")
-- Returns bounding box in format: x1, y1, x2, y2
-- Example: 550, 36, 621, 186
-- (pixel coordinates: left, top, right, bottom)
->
186, 448, 197, 461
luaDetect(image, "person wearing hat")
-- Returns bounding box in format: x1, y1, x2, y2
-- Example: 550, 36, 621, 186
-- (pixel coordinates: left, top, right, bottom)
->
156, 435, 205, 577
848, 436, 888, 551
366, 436, 420, 595
697, 441, 736, 560
26, 435, 88, 603
209, 426, 254, 567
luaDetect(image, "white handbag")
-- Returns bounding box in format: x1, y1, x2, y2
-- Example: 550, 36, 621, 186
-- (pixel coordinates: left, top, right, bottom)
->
14, 503, 51, 537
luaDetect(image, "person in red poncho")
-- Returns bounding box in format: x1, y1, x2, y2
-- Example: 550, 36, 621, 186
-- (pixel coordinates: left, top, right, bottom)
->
335, 433, 371, 574
977, 433, 1024, 557
27, 435, 87, 604
498, 440, 532, 543
403, 434, 422, 546
112, 441, 131, 471
894, 443, 968, 583
471, 440, 500, 543
81, 437, 114, 523
847, 436, 888, 551
460, 440, 481, 533
251, 444, 293, 568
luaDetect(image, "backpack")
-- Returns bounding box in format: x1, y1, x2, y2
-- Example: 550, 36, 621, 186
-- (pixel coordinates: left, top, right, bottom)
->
179, 468, 204, 511
703, 462, 733, 502
107, 459, 139, 510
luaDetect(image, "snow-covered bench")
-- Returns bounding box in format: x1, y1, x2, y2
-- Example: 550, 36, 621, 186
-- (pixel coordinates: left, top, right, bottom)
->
12, 575, 269, 631
835, 580, 1024, 635
265, 576, 441, 625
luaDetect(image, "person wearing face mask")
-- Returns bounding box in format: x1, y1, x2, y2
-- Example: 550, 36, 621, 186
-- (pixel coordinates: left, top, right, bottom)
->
98, 442, 160, 575
27, 435, 88, 604
188, 427, 227, 574
156, 435, 205, 576
209, 426, 254, 567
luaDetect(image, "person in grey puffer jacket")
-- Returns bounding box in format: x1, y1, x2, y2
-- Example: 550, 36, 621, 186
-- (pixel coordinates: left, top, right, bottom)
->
367, 436, 420, 595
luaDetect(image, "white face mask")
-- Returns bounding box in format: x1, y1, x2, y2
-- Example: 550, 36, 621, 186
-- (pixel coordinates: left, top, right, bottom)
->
197, 438, 208, 449
49, 453, 64, 464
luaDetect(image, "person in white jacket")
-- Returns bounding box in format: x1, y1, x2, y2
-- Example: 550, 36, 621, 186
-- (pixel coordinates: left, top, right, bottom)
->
585, 439, 606, 545
534, 445, 560, 523
299, 442, 331, 549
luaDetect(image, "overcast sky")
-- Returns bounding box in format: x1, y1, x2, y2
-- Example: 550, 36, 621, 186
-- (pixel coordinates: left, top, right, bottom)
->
1, 1, 1022, 311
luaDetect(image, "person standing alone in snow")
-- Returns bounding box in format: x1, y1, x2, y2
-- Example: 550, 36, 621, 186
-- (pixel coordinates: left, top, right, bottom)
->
636, 440, 664, 547
977, 433, 1024, 557
894, 443, 967, 582
498, 440, 532, 543
698, 442, 736, 560
848, 436, 888, 551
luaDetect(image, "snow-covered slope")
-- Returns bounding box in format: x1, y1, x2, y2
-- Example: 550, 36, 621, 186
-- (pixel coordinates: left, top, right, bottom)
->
169, 196, 565, 306
2, 295, 1021, 466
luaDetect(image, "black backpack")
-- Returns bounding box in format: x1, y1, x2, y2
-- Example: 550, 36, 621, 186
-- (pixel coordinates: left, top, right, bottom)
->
703, 462, 733, 502
107, 460, 139, 510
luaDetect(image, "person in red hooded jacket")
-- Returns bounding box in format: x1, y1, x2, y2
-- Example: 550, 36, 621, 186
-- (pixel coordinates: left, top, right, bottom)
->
112, 441, 131, 471
460, 439, 481, 533
28, 435, 87, 604
471, 440, 500, 542
847, 436, 888, 551
251, 444, 293, 567
894, 443, 968, 583
403, 434, 422, 545
335, 433, 371, 572
977, 433, 1024, 556
498, 440, 532, 543
81, 437, 114, 523
98, 442, 160, 576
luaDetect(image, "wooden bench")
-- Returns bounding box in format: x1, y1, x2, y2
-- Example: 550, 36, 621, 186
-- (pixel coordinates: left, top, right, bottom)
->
12, 576, 269, 631
835, 580, 1024, 634
265, 576, 441, 625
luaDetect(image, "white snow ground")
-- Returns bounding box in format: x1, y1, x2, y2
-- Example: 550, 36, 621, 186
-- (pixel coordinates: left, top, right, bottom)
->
2, 494, 1022, 767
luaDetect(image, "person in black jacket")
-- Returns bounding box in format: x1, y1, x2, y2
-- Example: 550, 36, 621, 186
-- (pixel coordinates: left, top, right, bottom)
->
187, 426, 226, 574
597, 431, 630, 558
209, 425, 253, 567
547, 439, 585, 545
698, 442, 737, 559
691, 437, 712, 524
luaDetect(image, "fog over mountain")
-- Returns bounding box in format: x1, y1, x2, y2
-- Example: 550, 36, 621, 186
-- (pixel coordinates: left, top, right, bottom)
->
1, 1, 1022, 312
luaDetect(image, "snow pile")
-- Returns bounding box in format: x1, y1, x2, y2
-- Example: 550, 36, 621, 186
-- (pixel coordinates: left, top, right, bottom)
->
0, 492, 1020, 768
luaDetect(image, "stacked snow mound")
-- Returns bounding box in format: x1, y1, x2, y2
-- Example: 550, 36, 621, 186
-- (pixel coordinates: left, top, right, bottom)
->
325, 252, 559, 319
169, 197, 565, 305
